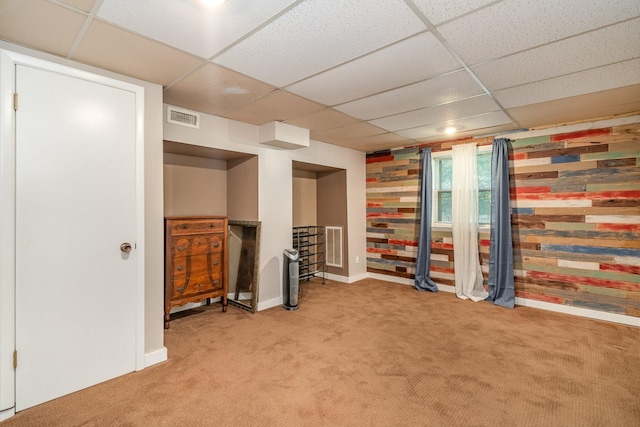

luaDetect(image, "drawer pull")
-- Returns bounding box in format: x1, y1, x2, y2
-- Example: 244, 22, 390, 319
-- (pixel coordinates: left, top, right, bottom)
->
213, 261, 219, 266
177, 246, 184, 252
177, 286, 185, 293
177, 265, 184, 271
182, 224, 189, 229
213, 242, 220, 248
210, 223, 215, 227
214, 280, 219, 285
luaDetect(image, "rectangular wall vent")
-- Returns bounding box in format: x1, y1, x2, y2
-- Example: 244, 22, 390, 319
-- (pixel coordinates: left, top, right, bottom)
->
325, 226, 343, 268
167, 106, 200, 129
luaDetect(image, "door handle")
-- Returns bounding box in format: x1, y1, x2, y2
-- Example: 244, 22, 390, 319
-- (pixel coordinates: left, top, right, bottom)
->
120, 242, 132, 253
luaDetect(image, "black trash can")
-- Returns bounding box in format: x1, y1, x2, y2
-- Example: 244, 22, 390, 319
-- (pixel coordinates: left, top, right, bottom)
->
282, 248, 299, 310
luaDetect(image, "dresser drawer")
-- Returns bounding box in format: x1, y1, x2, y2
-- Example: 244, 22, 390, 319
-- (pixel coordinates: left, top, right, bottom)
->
168, 218, 225, 235
171, 256, 223, 299
170, 235, 224, 257
170, 252, 223, 277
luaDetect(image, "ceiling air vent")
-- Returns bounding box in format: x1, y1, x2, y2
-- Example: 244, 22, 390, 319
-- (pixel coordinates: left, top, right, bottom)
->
167, 106, 200, 129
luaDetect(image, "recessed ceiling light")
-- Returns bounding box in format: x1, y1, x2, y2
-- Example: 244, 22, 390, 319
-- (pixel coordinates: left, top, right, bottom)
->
437, 125, 464, 135
223, 86, 249, 95
444, 126, 457, 135
201, 0, 226, 7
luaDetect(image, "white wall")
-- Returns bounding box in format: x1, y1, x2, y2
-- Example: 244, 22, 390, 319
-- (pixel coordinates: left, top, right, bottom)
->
163, 104, 367, 310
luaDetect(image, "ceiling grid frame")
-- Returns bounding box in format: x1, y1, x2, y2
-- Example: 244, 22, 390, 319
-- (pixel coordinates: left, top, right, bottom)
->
0, 0, 636, 151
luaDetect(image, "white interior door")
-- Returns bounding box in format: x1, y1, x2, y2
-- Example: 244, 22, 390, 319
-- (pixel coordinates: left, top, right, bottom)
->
15, 64, 138, 411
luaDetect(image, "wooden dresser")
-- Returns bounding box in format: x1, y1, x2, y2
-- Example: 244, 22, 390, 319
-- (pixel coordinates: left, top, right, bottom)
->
165, 216, 228, 328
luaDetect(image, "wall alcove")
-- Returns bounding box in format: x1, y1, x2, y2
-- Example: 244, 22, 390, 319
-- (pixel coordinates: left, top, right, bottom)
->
292, 160, 349, 278
163, 140, 260, 313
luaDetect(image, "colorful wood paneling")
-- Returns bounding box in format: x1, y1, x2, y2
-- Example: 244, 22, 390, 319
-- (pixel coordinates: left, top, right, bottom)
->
366, 124, 640, 317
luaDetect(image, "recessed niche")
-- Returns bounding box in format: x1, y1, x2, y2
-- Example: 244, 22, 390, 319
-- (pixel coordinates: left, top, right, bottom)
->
163, 140, 258, 221
292, 160, 349, 276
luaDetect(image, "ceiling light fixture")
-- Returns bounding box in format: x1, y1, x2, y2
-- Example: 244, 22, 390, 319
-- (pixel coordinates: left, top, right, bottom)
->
437, 125, 464, 135
201, 0, 226, 7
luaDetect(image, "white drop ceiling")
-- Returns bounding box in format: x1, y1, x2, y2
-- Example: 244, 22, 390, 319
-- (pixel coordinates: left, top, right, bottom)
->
1, 0, 639, 151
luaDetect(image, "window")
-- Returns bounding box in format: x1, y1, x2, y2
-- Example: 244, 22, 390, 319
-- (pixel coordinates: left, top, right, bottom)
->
433, 150, 491, 226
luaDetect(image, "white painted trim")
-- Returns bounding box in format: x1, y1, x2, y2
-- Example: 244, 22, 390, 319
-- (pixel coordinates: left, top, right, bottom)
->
348, 272, 369, 283
134, 79, 146, 373
367, 273, 640, 327
500, 114, 640, 140
144, 347, 168, 368
325, 273, 349, 283
228, 292, 253, 300
0, 407, 15, 422
0, 50, 17, 416
257, 296, 283, 312
0, 48, 147, 417
367, 272, 412, 286
169, 298, 221, 314
514, 297, 640, 327
325, 272, 369, 283
368, 273, 458, 294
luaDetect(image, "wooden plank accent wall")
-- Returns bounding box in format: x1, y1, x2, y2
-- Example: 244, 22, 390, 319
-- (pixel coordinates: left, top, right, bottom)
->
366, 124, 640, 318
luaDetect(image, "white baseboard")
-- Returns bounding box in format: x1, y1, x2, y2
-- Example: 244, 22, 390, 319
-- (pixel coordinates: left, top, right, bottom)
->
367, 272, 410, 285
169, 298, 221, 314
514, 297, 640, 327
325, 272, 368, 283
144, 346, 168, 368
368, 272, 458, 294
257, 296, 282, 312
228, 292, 252, 300
367, 273, 639, 327
0, 407, 15, 422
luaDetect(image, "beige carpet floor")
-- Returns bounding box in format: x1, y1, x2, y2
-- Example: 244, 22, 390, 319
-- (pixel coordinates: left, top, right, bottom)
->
2, 278, 639, 426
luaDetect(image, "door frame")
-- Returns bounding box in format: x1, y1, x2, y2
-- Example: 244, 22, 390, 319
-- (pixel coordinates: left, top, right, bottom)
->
0, 49, 146, 420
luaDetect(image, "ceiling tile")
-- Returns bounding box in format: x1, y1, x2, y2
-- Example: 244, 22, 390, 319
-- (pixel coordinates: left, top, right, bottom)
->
214, 0, 426, 87
413, 123, 521, 144
0, 0, 86, 57
473, 18, 640, 91
335, 70, 484, 120
311, 122, 388, 143
341, 133, 412, 152
495, 58, 640, 109
163, 63, 277, 117
57, 0, 96, 13
286, 32, 460, 106
438, 0, 640, 65
73, 20, 203, 86
284, 108, 360, 131
412, 0, 496, 25
507, 84, 640, 129
370, 95, 501, 132
396, 111, 512, 139
96, 0, 298, 59
220, 90, 325, 125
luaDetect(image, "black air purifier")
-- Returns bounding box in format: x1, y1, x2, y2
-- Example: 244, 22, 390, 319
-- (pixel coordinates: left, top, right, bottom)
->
282, 249, 299, 310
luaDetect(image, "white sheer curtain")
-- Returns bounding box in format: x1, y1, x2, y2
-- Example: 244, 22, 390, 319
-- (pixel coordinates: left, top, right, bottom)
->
452, 142, 488, 302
